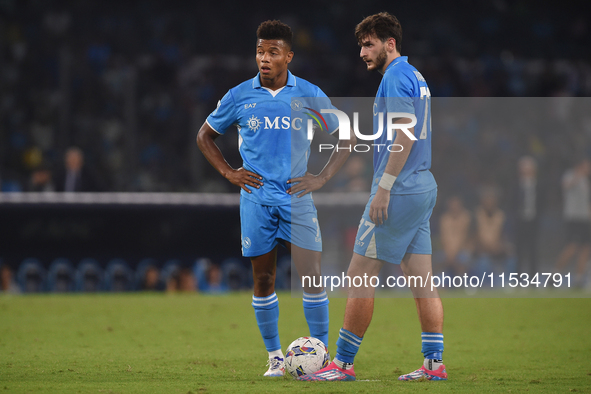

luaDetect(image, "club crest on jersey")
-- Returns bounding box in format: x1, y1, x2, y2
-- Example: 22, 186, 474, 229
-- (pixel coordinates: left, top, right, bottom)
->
291, 99, 303, 111
246, 115, 261, 132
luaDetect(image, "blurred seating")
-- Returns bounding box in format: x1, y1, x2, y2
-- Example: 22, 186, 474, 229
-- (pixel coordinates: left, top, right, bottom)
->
221, 258, 246, 291
7, 255, 271, 293
75, 259, 104, 292
0, 260, 20, 294
161, 259, 181, 285
47, 258, 75, 292
0, 181, 23, 192
275, 256, 292, 290
17, 258, 46, 293
104, 259, 134, 292
135, 258, 163, 291
194, 258, 212, 291
163, 259, 196, 292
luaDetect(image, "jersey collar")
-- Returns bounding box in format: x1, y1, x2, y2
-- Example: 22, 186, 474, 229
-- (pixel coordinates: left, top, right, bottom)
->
252, 70, 296, 89
385, 56, 408, 72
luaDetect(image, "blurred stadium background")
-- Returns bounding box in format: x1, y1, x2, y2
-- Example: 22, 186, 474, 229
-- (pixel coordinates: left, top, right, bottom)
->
1, 0, 591, 293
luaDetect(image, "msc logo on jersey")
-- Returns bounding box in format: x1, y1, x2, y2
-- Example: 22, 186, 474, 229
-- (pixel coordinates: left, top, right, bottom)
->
247, 115, 261, 132
263, 116, 291, 130
245, 115, 308, 131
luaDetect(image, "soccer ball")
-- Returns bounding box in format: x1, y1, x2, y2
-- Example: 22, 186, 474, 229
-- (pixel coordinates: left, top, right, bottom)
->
284, 336, 329, 378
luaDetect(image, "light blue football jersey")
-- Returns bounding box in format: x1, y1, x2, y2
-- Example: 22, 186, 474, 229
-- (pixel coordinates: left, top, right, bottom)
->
371, 56, 437, 195
206, 71, 338, 206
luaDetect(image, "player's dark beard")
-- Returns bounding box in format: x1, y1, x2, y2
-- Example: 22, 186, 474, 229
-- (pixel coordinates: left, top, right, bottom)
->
374, 46, 388, 72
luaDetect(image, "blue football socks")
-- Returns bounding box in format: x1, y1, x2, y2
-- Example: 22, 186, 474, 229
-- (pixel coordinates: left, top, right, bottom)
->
421, 332, 444, 359
334, 328, 363, 366
252, 293, 281, 352
303, 290, 330, 348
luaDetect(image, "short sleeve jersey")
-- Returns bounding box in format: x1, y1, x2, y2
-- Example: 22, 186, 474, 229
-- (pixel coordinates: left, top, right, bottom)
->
371, 56, 437, 195
206, 71, 338, 206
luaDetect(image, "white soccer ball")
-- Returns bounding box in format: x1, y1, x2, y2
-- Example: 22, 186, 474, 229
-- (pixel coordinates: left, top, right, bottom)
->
284, 336, 329, 378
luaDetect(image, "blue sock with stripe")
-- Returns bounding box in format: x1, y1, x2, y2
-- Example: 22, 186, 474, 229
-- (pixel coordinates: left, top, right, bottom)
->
334, 328, 362, 366
421, 332, 444, 360
303, 290, 329, 348
252, 293, 281, 352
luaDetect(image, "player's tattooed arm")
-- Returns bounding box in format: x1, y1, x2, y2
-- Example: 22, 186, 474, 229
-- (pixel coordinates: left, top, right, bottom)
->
197, 122, 263, 193
287, 127, 356, 197
370, 117, 414, 225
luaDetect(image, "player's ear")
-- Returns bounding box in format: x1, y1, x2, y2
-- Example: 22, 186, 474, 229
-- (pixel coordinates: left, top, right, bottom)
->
286, 50, 294, 64
387, 38, 396, 52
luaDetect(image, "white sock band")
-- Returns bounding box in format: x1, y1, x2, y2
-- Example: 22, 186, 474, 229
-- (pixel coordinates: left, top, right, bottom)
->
269, 349, 283, 359
378, 173, 397, 190
334, 358, 354, 370
424, 358, 443, 370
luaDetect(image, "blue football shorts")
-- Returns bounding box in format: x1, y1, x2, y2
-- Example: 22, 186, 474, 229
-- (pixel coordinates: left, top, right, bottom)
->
239, 196, 322, 257
353, 189, 437, 264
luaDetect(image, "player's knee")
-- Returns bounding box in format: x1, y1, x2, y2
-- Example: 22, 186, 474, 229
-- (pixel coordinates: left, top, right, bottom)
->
300, 265, 321, 278
254, 270, 276, 288
347, 255, 383, 277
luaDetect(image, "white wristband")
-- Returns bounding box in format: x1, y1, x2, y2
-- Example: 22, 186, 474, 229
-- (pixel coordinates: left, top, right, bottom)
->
378, 173, 397, 191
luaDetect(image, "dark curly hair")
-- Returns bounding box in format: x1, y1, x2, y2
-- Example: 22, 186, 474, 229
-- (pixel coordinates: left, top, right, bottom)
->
355, 12, 402, 53
256, 20, 293, 49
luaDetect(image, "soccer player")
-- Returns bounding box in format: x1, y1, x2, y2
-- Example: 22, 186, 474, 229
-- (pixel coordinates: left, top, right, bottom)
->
302, 12, 446, 381
196, 20, 354, 377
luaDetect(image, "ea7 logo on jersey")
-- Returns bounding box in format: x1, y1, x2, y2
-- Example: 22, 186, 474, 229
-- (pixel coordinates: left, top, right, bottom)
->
244, 103, 256, 109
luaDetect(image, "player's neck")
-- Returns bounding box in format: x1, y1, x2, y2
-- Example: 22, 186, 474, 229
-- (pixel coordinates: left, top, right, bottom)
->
260, 71, 288, 91
380, 53, 401, 75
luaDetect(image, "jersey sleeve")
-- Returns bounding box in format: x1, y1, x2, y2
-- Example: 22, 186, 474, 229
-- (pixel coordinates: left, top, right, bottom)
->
383, 71, 415, 115
315, 87, 340, 135
206, 90, 237, 135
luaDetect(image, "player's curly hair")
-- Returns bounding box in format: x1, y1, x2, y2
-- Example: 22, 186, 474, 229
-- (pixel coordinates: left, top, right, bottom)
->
256, 20, 293, 49
355, 12, 402, 53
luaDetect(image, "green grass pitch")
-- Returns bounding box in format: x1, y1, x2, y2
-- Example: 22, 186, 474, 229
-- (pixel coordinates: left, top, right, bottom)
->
1, 293, 590, 393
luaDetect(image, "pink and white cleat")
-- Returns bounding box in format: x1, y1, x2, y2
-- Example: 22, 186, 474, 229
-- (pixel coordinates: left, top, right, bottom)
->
398, 364, 447, 381
298, 361, 356, 381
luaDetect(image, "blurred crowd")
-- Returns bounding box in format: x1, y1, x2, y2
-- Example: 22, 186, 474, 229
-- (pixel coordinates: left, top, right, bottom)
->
0, 256, 258, 294
1, 0, 590, 193
431, 157, 591, 286
2, 1, 591, 283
